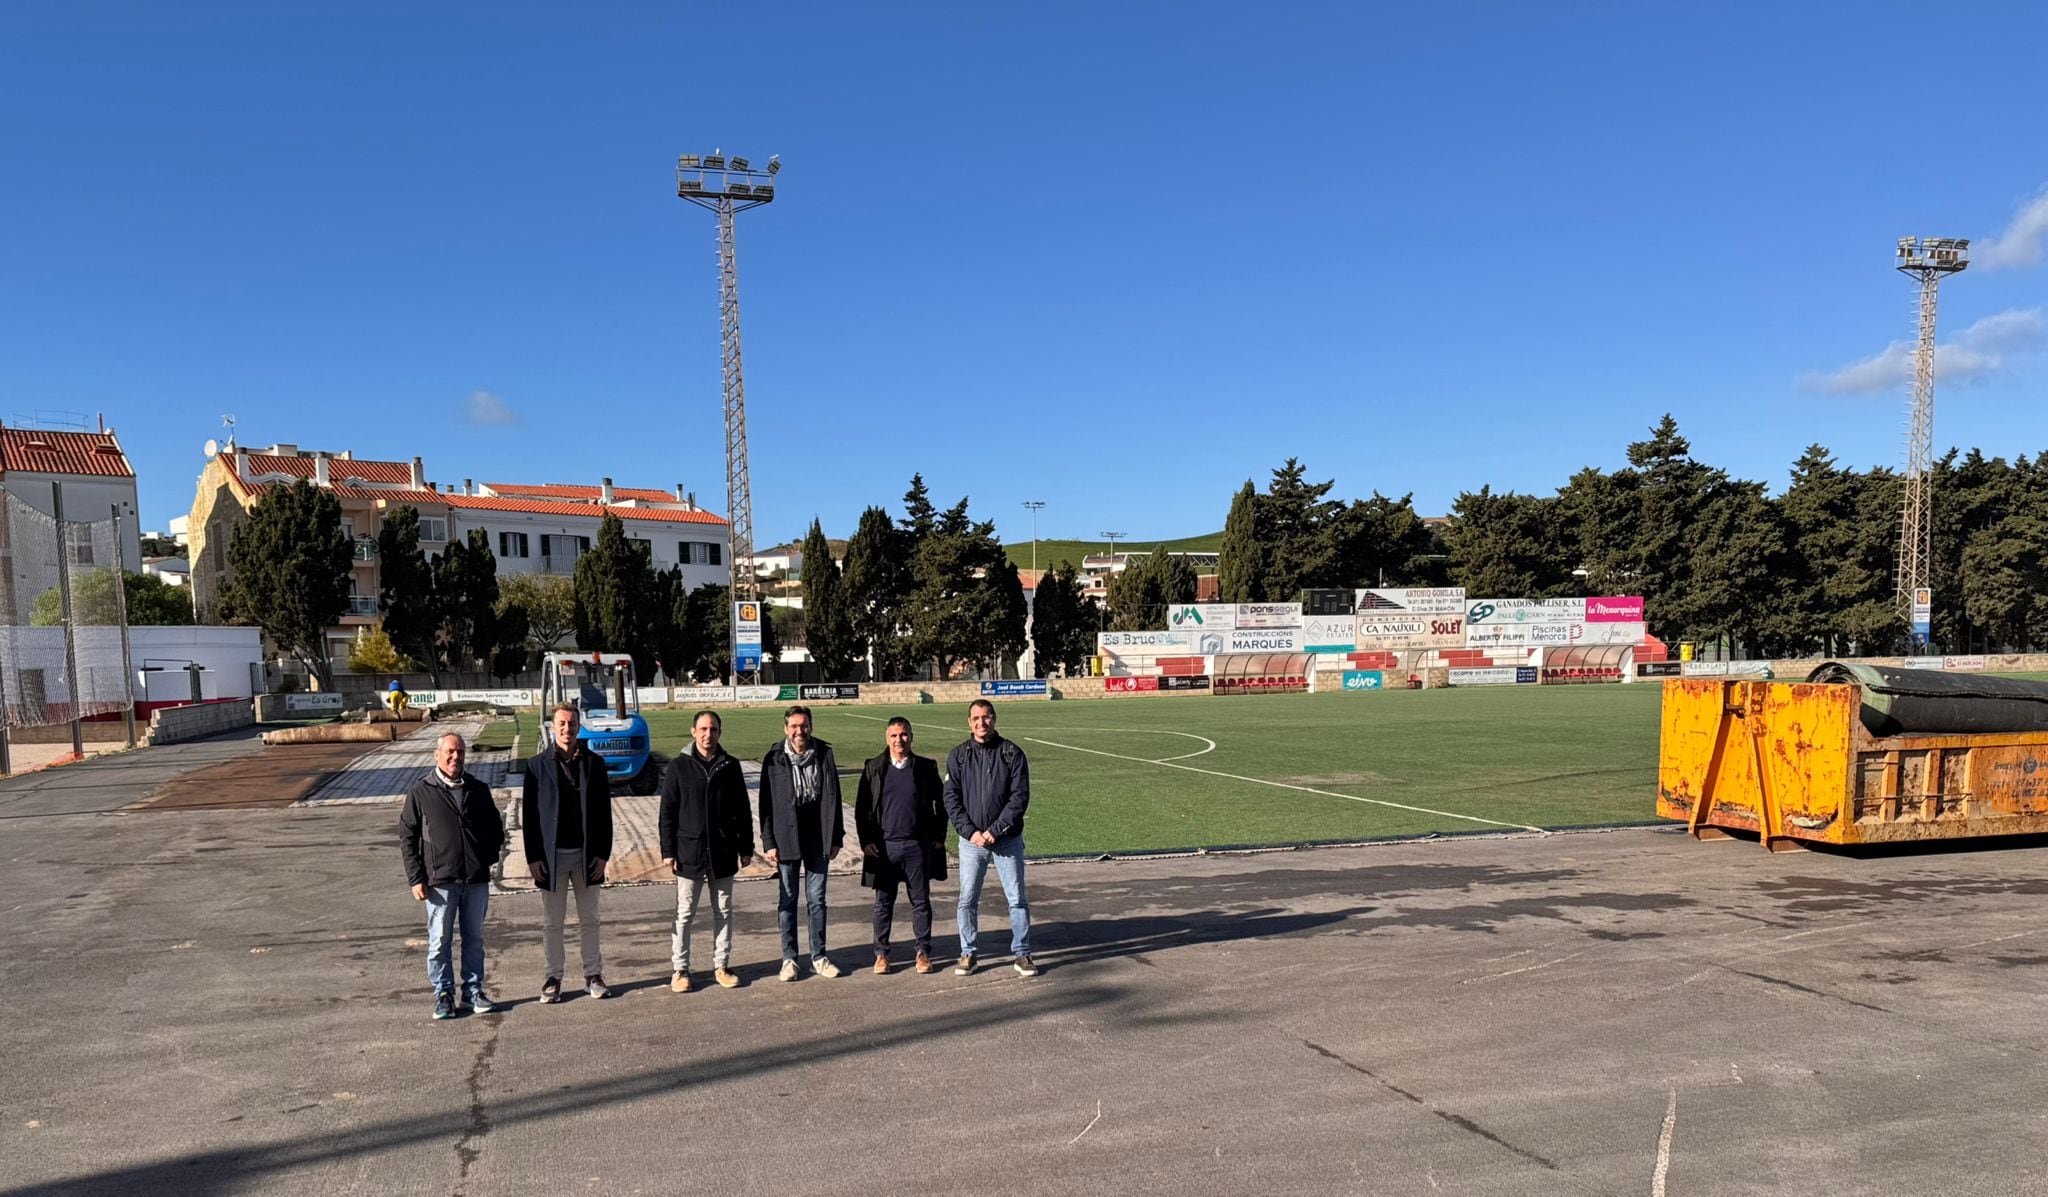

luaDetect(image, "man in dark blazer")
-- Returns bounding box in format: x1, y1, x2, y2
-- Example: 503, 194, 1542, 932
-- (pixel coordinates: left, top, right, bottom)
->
759, 705, 847, 981
658, 709, 755, 992
522, 702, 615, 1003
855, 716, 949, 975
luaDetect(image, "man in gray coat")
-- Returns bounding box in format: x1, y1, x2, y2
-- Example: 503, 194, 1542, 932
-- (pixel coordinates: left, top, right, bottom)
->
522, 703, 615, 1003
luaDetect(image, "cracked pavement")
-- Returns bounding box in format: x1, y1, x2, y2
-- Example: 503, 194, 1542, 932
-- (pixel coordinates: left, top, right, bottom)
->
4, 743, 2048, 1195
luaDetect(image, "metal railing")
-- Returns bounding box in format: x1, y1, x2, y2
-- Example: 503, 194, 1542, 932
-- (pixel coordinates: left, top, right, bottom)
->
347, 596, 379, 615
352, 540, 377, 561
540, 554, 580, 575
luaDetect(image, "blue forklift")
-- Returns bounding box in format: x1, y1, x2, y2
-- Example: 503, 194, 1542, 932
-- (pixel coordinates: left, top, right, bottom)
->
539, 652, 664, 794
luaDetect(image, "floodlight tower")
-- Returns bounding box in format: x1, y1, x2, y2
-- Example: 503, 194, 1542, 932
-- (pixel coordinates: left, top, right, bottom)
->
1893, 236, 1968, 647
677, 150, 781, 611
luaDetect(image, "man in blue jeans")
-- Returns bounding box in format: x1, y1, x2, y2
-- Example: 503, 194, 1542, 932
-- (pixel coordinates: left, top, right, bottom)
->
399, 732, 507, 1020
943, 699, 1037, 978
759, 706, 846, 981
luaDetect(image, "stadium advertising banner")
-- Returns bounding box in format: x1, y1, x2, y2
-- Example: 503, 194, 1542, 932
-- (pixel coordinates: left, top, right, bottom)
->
800, 684, 861, 701
1448, 667, 1521, 686
1571, 621, 1648, 646
1235, 603, 1303, 628
1166, 604, 1236, 632
1356, 587, 1466, 615
1679, 661, 1772, 678
1945, 656, 1987, 671
1356, 614, 1466, 649
1157, 675, 1210, 691
410, 688, 538, 709
736, 685, 785, 702
980, 679, 1050, 697
1635, 662, 1681, 679
671, 686, 737, 704
1340, 670, 1383, 691
1099, 631, 1195, 650
285, 693, 345, 713
1585, 595, 1644, 622
1224, 627, 1302, 653
1302, 614, 1358, 654
1105, 676, 1160, 693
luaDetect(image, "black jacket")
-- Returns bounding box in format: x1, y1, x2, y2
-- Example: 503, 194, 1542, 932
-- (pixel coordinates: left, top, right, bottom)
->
943, 735, 1031, 840
658, 747, 754, 881
758, 739, 846, 868
399, 771, 505, 888
520, 743, 614, 891
854, 751, 949, 889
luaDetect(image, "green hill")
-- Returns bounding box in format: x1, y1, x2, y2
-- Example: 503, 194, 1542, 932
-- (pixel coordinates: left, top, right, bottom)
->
1004, 532, 1223, 572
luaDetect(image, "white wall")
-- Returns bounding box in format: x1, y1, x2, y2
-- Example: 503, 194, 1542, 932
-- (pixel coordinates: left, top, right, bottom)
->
459, 510, 729, 592
131, 626, 264, 699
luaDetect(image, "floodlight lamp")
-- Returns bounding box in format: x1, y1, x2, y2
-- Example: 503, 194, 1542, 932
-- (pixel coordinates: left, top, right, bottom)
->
730, 156, 750, 171
756, 184, 774, 198
768, 155, 781, 175
728, 182, 752, 196
704, 154, 726, 169
679, 153, 702, 168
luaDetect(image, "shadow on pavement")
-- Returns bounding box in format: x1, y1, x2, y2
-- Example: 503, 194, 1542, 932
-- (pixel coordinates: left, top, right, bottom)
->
1, 980, 1168, 1197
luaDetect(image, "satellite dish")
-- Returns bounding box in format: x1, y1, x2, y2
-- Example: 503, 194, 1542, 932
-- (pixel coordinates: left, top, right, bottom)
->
203, 438, 219, 457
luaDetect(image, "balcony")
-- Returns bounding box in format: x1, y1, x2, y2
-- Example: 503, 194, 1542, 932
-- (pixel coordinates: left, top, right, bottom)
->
352, 539, 378, 562
541, 554, 580, 576
347, 596, 379, 616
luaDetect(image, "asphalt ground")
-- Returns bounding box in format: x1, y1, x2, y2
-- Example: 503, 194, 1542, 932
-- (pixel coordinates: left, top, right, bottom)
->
3, 779, 2048, 1194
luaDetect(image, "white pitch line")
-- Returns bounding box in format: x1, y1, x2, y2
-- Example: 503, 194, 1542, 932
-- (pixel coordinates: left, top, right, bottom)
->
841, 712, 1214, 761
1651, 1088, 1678, 1197
1018, 735, 1545, 834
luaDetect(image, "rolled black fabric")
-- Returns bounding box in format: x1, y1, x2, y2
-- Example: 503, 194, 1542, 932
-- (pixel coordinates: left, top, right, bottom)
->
1806, 661, 2048, 736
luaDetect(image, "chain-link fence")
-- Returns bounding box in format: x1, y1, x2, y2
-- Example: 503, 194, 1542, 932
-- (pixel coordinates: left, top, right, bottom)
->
2, 491, 135, 739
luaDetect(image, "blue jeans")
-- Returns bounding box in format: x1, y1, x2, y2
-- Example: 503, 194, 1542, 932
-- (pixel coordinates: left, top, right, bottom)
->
425, 882, 489, 995
956, 833, 1029, 957
777, 860, 830, 962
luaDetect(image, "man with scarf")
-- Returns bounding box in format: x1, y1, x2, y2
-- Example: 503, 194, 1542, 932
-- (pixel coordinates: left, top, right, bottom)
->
759, 705, 846, 981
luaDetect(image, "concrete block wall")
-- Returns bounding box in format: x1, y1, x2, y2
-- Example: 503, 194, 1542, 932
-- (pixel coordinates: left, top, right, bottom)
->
145, 699, 256, 747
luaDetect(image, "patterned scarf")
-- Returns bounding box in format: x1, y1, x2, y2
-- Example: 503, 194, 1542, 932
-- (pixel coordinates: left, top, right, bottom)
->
785, 739, 820, 803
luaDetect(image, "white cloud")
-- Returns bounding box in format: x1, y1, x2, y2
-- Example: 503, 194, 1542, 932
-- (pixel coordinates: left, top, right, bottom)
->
1802, 308, 2046, 395
464, 390, 520, 426
1976, 186, 2048, 271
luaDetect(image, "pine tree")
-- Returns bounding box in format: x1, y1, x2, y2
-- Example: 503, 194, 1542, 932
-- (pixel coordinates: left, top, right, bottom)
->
378, 507, 440, 678
842, 505, 908, 680
217, 479, 351, 688
801, 519, 855, 679
1217, 480, 1265, 603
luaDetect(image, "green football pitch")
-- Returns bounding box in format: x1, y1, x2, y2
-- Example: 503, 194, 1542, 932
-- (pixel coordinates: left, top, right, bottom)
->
499, 685, 1668, 855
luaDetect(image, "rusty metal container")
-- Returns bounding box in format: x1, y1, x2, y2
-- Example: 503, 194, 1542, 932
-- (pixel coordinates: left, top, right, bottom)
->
1656, 677, 2048, 850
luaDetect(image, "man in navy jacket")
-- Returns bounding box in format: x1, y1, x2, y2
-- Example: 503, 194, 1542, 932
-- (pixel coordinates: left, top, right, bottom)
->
943, 700, 1036, 978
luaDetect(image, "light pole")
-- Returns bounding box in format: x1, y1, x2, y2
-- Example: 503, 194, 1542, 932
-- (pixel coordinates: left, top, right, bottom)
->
1021, 501, 1045, 574
677, 148, 780, 681
1101, 531, 1126, 555
1893, 235, 1968, 651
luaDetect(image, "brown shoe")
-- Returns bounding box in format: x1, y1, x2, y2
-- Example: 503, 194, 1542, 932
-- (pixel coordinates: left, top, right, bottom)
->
915, 951, 934, 974
670, 971, 692, 993
873, 953, 890, 975
714, 967, 740, 989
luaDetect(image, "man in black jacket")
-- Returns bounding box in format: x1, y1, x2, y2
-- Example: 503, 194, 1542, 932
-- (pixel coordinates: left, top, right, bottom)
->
399, 732, 506, 1020
943, 699, 1036, 978
522, 703, 615, 1004
658, 710, 754, 992
759, 705, 846, 981
854, 716, 948, 975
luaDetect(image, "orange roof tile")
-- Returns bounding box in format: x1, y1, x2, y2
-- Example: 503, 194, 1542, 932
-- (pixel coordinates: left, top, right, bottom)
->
1, 428, 135, 478
483, 481, 679, 503
436, 493, 728, 525
235, 453, 416, 485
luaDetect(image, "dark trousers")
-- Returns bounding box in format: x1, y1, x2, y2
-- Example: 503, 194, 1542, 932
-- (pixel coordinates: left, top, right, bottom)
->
873, 838, 933, 955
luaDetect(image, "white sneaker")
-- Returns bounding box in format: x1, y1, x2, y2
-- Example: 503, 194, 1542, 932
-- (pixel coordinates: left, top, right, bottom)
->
812, 957, 844, 979
778, 959, 799, 982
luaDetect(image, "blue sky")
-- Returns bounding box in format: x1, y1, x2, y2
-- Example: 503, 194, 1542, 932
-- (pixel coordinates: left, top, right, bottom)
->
4, 3, 2046, 548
